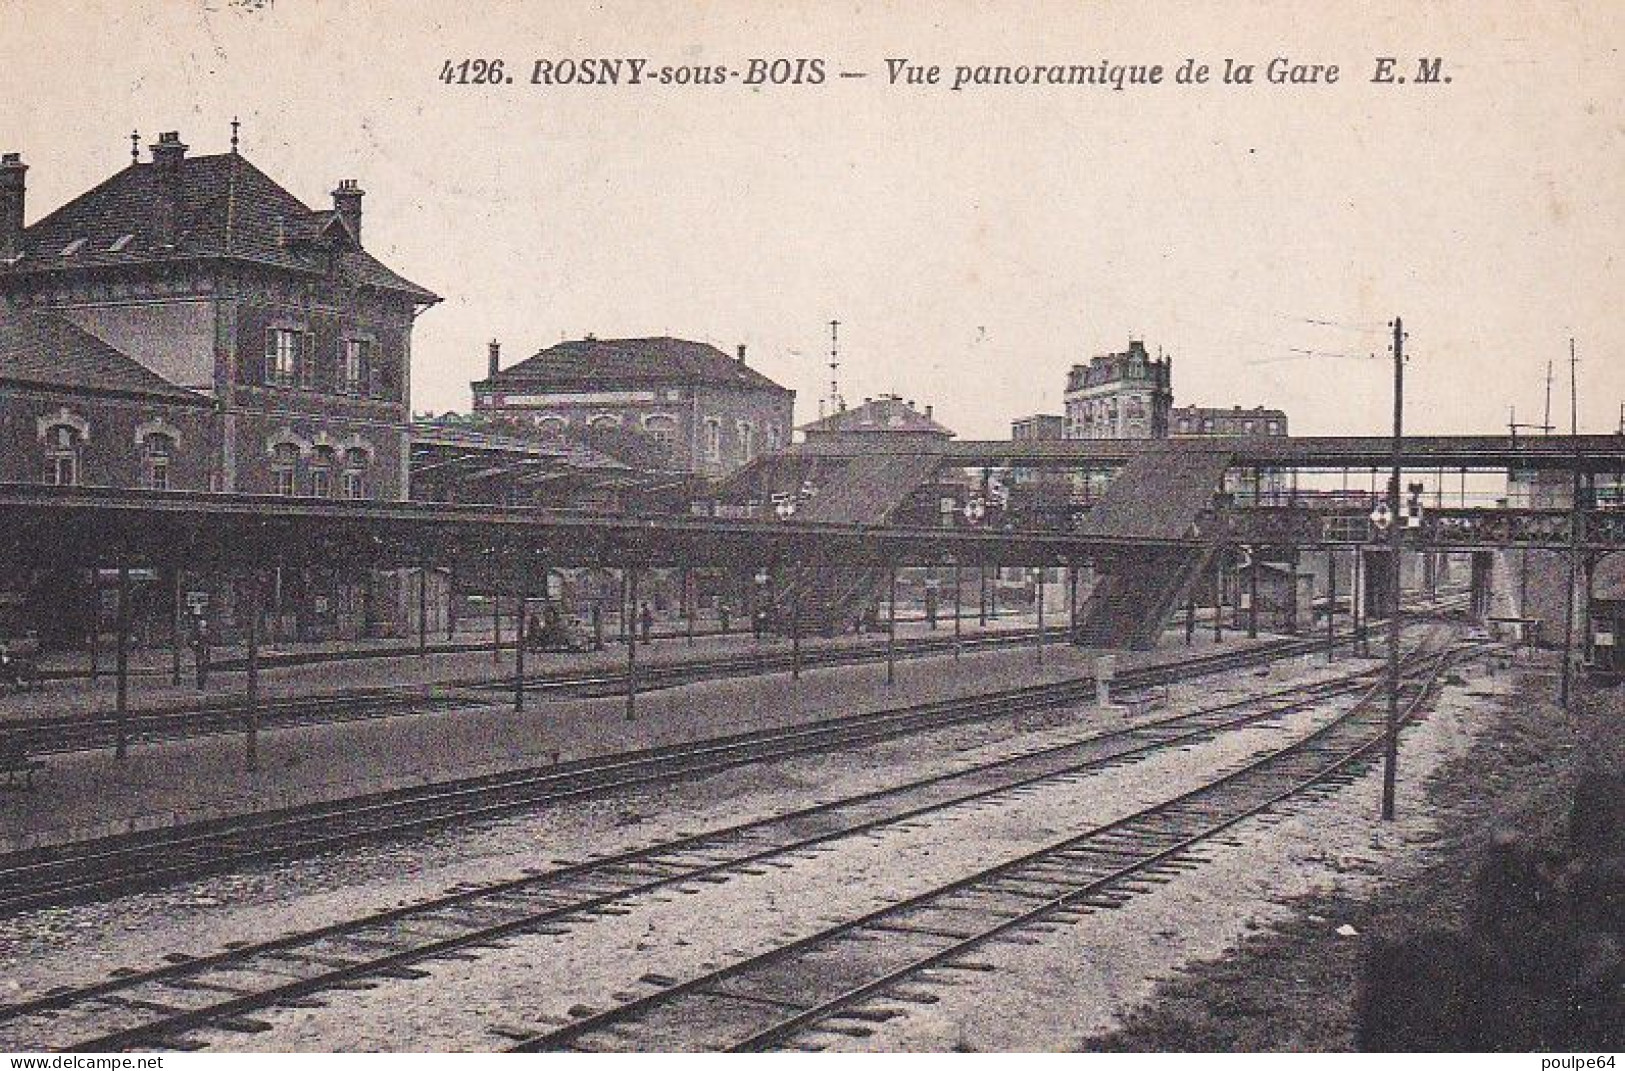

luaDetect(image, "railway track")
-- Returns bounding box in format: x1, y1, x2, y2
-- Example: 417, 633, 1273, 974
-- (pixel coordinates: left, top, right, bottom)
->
514, 638, 1468, 1052
9, 626, 1058, 756
0, 637, 1325, 916
0, 634, 1476, 1051
12, 589, 1469, 758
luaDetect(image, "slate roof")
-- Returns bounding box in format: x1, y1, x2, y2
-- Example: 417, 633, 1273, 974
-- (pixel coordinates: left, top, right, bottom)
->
481, 337, 791, 395
2, 151, 437, 303
798, 394, 955, 438
413, 415, 684, 474
0, 310, 211, 405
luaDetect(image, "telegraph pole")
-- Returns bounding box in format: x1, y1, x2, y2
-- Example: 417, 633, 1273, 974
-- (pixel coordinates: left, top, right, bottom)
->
1560, 338, 1580, 708
1381, 316, 1405, 821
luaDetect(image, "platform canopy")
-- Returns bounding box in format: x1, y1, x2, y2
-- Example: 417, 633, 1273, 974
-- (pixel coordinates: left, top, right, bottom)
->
0, 484, 1195, 573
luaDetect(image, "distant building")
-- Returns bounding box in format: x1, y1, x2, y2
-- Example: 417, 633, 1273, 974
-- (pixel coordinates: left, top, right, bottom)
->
798, 394, 954, 445
1011, 414, 1065, 441
1063, 340, 1172, 440
1170, 405, 1288, 438
472, 337, 793, 477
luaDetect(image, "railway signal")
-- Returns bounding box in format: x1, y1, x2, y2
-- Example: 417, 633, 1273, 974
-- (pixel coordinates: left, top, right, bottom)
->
1405, 482, 1425, 528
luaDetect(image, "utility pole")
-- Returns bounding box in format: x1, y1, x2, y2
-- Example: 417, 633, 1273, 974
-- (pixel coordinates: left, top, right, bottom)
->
1545, 360, 1554, 436
1560, 338, 1580, 709
1381, 316, 1405, 822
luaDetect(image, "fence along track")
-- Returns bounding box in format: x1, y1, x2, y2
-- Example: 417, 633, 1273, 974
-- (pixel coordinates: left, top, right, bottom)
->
508, 639, 1464, 1053
0, 638, 1324, 915
0, 644, 1438, 1051
12, 627, 1055, 755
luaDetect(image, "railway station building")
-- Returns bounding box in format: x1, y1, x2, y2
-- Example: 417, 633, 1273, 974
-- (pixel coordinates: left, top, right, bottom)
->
0, 131, 440, 645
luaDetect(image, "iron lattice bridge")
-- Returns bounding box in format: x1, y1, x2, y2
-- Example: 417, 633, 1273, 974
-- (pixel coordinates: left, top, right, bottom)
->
1200, 506, 1625, 551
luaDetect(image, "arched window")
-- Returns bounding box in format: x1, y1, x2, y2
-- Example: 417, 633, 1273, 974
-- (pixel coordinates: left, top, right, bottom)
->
703, 418, 721, 466
588, 413, 622, 430
643, 414, 677, 451
143, 432, 175, 491
271, 442, 299, 496
342, 447, 369, 500
533, 415, 568, 436
43, 423, 81, 486
738, 421, 756, 464
310, 445, 335, 498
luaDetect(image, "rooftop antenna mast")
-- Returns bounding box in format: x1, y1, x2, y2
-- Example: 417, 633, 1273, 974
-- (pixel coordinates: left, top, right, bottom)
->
824, 319, 845, 419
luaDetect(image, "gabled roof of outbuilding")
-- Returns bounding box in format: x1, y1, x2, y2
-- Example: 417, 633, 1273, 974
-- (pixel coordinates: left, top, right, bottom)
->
0, 310, 212, 405
3, 152, 437, 302
798, 394, 955, 437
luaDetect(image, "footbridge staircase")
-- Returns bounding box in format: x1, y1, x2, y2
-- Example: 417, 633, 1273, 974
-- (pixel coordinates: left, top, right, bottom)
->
754, 453, 944, 634
1072, 448, 1234, 649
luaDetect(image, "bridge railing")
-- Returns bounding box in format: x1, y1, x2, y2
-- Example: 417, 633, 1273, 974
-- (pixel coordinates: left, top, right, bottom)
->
1208, 504, 1625, 548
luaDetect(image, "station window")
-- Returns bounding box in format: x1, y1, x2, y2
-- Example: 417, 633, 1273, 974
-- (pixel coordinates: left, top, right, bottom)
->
1243, 420, 1255, 434
310, 445, 335, 498
739, 421, 756, 464
340, 339, 369, 396
643, 414, 677, 451
342, 447, 368, 499
1266, 420, 1281, 436
271, 442, 299, 496
43, 424, 80, 486
143, 432, 175, 491
703, 419, 722, 466
588, 414, 621, 430
264, 328, 306, 387
533, 415, 568, 436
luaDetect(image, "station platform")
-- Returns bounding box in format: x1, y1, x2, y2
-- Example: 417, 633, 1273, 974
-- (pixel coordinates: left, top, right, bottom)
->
0, 630, 1289, 854
0, 614, 1040, 726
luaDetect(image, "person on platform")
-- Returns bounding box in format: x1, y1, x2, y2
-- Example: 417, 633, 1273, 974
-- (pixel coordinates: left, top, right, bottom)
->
189, 612, 210, 689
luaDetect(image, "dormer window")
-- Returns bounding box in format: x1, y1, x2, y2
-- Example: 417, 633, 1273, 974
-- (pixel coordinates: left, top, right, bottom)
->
59, 238, 86, 256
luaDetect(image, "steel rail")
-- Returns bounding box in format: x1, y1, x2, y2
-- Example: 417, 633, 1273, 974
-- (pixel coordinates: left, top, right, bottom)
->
0, 648, 1433, 1049
507, 639, 1464, 1052
0, 638, 1326, 915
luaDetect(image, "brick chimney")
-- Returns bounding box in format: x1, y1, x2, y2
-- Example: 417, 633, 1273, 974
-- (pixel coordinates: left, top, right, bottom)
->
0, 153, 25, 261
332, 179, 364, 244
149, 132, 187, 249
736, 343, 747, 364
487, 339, 501, 378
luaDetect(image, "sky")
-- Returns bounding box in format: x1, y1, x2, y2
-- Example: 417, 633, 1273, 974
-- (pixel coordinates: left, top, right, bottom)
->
1, 0, 1620, 440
